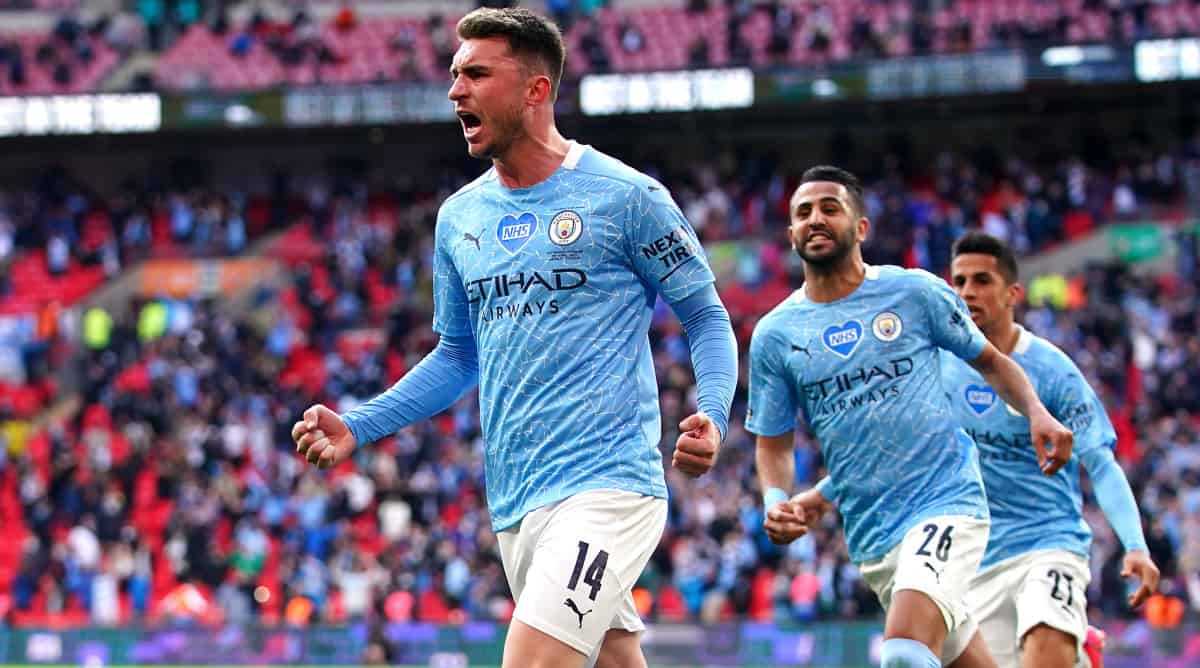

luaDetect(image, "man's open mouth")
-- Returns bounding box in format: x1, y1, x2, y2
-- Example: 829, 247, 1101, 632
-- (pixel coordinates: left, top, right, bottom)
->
457, 111, 482, 136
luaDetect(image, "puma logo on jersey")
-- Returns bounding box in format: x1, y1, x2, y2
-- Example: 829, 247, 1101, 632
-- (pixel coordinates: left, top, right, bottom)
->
791, 343, 813, 358
564, 597, 592, 629
924, 562, 944, 584
462, 232, 481, 250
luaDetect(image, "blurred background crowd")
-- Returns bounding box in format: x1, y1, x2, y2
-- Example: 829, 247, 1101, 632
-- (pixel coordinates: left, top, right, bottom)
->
5, 0, 1200, 94
1, 117, 1199, 632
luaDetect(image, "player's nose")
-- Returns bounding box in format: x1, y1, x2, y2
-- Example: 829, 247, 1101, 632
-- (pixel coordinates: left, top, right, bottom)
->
448, 76, 467, 101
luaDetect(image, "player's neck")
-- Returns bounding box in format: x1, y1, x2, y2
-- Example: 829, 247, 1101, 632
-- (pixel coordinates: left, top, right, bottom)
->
492, 124, 571, 189
986, 318, 1021, 355
802, 257, 867, 303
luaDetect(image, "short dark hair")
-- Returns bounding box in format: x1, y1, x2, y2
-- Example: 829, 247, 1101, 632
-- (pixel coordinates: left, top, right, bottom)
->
457, 7, 565, 100
799, 165, 866, 217
953, 232, 1019, 284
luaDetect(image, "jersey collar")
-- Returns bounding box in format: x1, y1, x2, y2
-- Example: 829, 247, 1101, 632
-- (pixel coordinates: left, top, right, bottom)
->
480, 140, 588, 183
793, 264, 879, 303
1012, 324, 1032, 355
562, 140, 587, 169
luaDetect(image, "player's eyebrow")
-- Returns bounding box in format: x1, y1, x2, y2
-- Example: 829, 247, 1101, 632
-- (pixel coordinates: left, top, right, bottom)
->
449, 63, 490, 78
793, 196, 845, 211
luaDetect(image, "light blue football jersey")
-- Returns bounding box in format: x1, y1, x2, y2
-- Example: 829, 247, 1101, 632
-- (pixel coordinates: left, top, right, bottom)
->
940, 325, 1116, 568
746, 265, 990, 563
433, 142, 715, 531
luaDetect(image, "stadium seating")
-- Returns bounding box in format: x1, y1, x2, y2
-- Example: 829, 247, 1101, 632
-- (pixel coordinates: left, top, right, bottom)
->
148, 1, 1200, 90
0, 29, 119, 96
155, 16, 442, 90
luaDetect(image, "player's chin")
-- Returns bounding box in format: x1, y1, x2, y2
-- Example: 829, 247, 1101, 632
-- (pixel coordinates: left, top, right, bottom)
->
798, 247, 839, 265
464, 140, 490, 159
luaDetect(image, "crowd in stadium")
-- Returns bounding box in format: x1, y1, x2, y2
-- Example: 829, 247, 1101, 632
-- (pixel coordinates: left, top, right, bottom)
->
5, 0, 1200, 93
0, 123, 1198, 630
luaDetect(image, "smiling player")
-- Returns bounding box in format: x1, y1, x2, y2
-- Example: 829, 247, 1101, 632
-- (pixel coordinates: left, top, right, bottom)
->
748, 166, 1073, 668
290, 8, 738, 668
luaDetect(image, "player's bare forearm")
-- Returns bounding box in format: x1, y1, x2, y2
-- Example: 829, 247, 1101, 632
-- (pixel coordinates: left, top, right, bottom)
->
968, 344, 1044, 418
759, 430, 811, 545
756, 432, 796, 493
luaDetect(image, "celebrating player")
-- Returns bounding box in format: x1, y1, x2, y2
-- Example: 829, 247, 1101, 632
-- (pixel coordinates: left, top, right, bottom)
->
748, 166, 1072, 668
292, 8, 738, 668
940, 232, 1158, 668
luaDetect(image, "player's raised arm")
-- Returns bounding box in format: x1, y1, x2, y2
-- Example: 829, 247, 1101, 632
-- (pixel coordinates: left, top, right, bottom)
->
1053, 366, 1159, 607
625, 180, 737, 477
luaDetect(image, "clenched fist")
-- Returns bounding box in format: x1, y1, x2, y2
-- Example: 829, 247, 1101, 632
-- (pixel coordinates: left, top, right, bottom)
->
292, 404, 357, 469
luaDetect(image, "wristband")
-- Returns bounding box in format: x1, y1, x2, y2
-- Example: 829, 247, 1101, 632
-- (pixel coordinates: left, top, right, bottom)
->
763, 487, 789, 508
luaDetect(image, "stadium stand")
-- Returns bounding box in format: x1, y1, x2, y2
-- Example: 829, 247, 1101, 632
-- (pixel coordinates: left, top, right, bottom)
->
4, 1, 1200, 94
0, 14, 121, 95
142, 1, 1200, 90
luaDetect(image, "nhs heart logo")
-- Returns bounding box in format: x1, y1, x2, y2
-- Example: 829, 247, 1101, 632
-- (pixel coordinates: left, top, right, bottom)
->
964, 384, 997, 415
821, 321, 863, 358
497, 212, 538, 254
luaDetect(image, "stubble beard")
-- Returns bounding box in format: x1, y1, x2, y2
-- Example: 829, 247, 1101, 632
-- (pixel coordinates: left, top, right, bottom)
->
474, 103, 526, 162
794, 229, 856, 275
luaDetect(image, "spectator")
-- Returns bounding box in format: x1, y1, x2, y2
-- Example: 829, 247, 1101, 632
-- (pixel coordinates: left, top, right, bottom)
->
619, 17, 644, 54
389, 24, 417, 53
581, 18, 609, 71
428, 14, 455, 72
333, 4, 358, 32
850, 15, 883, 58
688, 36, 710, 68
547, 0, 574, 30
46, 234, 70, 275
804, 6, 834, 56
767, 1, 795, 63
139, 0, 166, 52
52, 62, 72, 87
7, 45, 25, 86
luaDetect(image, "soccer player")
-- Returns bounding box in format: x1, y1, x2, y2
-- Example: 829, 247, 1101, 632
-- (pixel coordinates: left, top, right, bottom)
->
748, 166, 1073, 668
292, 8, 738, 668
940, 232, 1159, 668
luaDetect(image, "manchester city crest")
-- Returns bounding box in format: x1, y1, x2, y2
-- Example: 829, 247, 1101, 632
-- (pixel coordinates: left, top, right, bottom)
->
549, 210, 583, 246
871, 312, 903, 341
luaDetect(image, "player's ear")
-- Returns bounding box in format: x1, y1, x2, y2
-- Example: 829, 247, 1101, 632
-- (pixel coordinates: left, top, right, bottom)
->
526, 72, 553, 106
787, 217, 803, 250
855, 215, 870, 242
1009, 281, 1025, 308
